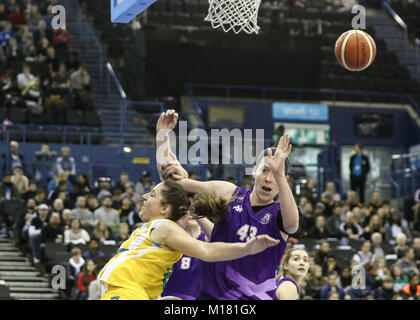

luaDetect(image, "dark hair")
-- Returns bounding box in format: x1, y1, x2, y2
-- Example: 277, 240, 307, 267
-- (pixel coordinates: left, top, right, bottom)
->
192, 192, 231, 223
160, 181, 230, 223
82, 259, 96, 286
255, 148, 289, 176
36, 188, 46, 195
159, 180, 190, 222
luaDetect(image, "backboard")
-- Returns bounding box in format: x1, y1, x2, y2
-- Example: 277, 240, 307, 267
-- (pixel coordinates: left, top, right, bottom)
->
111, 0, 156, 23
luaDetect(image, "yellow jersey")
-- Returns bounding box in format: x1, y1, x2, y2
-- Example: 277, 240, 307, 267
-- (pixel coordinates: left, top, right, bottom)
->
98, 219, 183, 300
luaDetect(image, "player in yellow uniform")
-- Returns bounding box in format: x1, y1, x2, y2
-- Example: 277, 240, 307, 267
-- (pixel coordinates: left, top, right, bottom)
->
99, 180, 280, 300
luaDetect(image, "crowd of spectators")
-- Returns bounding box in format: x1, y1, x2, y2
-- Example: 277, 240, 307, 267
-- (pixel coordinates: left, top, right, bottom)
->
0, 0, 94, 127
295, 176, 420, 300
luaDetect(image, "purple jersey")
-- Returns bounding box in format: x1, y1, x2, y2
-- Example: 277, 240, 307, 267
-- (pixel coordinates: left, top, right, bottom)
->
161, 232, 205, 300
271, 276, 300, 300
198, 187, 287, 300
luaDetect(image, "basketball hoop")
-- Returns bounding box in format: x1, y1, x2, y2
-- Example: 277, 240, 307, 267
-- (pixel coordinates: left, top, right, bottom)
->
205, 0, 262, 34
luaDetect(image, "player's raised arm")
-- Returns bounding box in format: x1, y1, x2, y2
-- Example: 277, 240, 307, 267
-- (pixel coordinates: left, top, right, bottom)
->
151, 220, 280, 262
155, 109, 188, 181
264, 135, 299, 234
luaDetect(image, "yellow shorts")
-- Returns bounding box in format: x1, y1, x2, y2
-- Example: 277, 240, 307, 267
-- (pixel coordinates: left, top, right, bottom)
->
100, 285, 150, 300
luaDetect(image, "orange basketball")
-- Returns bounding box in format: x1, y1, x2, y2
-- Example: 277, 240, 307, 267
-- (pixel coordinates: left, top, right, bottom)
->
334, 30, 376, 71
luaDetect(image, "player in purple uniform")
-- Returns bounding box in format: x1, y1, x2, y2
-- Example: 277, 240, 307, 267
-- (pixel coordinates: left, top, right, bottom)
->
156, 110, 302, 300
272, 248, 309, 300
160, 219, 206, 300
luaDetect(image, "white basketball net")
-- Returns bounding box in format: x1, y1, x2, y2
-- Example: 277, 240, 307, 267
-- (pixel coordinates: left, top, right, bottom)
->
205, 0, 262, 34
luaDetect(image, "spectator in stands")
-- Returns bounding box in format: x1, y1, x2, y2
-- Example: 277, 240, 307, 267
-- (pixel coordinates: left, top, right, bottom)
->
303, 178, 318, 205
394, 233, 409, 259
33, 144, 56, 183
368, 191, 382, 214
326, 204, 347, 240
11, 165, 29, 195
45, 46, 60, 78
5, 37, 23, 69
40, 211, 64, 244
339, 211, 363, 241
114, 222, 130, 247
301, 201, 315, 237
47, 179, 71, 205
366, 264, 383, 291
71, 174, 92, 201
313, 202, 325, 218
352, 240, 375, 266
374, 276, 395, 300
2, 140, 27, 175
413, 238, 420, 269
33, 188, 47, 205
22, 37, 38, 62
324, 181, 341, 202
306, 264, 325, 299
314, 240, 330, 267
26, 4, 42, 32
323, 254, 340, 277
391, 264, 409, 293
62, 208, 73, 230
93, 195, 119, 227
70, 62, 93, 110
135, 170, 155, 196
69, 247, 85, 278
112, 187, 123, 210
121, 185, 141, 204
64, 218, 90, 246
127, 199, 143, 231
388, 211, 412, 243
337, 266, 352, 291
77, 259, 97, 300
0, 173, 20, 201
82, 239, 104, 262
28, 203, 49, 264
0, 3, 8, 24
44, 78, 68, 124
401, 274, 420, 299
86, 194, 99, 213
96, 179, 112, 200
309, 215, 328, 240
23, 180, 37, 201
371, 232, 386, 259
36, 37, 49, 61
53, 28, 70, 50
17, 198, 37, 251
349, 144, 370, 204
376, 257, 390, 281
9, 4, 26, 28
0, 21, 16, 47
56, 146, 76, 176
21, 76, 44, 117
114, 172, 133, 193
17, 63, 34, 90
414, 203, 420, 233
53, 62, 71, 90
320, 274, 345, 300
92, 220, 115, 244
320, 191, 336, 217
344, 190, 362, 210
52, 198, 64, 217
363, 214, 386, 241
396, 248, 419, 278
66, 51, 80, 72
72, 196, 94, 228
117, 196, 133, 225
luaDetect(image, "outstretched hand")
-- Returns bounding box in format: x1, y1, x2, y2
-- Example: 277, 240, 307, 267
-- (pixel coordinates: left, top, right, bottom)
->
263, 134, 292, 176
245, 234, 280, 255
162, 162, 188, 181
156, 109, 178, 132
